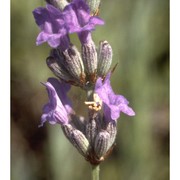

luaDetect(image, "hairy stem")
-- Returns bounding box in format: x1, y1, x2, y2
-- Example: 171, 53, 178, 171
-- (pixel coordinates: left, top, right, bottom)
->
91, 165, 100, 180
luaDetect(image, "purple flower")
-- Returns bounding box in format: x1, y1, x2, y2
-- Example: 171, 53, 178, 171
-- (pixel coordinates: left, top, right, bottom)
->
40, 77, 74, 127
33, 0, 104, 47
63, 0, 104, 43
95, 73, 135, 121
33, 4, 70, 49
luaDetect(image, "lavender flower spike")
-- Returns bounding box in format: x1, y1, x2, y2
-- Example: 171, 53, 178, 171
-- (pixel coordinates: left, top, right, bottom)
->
40, 78, 74, 127
33, 4, 70, 49
95, 73, 135, 121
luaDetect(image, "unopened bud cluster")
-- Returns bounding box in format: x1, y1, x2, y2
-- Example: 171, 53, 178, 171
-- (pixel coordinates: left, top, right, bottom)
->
61, 111, 117, 164
47, 40, 112, 88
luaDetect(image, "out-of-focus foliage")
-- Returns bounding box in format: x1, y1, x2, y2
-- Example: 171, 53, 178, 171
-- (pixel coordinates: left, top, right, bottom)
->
11, 0, 169, 180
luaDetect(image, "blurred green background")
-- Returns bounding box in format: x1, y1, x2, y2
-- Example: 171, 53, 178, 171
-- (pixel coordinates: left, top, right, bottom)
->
11, 0, 169, 180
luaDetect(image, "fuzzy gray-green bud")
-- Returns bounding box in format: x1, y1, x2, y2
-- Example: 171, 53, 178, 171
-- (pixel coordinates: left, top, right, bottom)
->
62, 124, 74, 141
106, 121, 117, 149
85, 118, 98, 145
46, 56, 74, 82
63, 45, 85, 84
97, 41, 113, 77
85, 112, 102, 145
94, 130, 110, 159
81, 41, 98, 80
71, 129, 90, 156
62, 124, 89, 157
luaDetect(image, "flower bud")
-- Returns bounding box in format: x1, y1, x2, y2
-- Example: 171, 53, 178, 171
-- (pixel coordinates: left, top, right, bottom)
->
63, 45, 86, 84
106, 121, 117, 149
94, 130, 110, 159
62, 124, 74, 141
46, 56, 74, 82
85, 118, 98, 145
81, 40, 98, 82
97, 41, 113, 77
71, 129, 90, 156
85, 113, 101, 145
62, 124, 89, 157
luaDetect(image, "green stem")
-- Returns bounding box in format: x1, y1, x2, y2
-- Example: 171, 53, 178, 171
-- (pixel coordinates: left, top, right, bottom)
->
91, 165, 100, 180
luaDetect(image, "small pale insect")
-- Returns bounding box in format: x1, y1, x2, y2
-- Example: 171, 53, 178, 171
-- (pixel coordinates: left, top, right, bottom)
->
85, 93, 102, 111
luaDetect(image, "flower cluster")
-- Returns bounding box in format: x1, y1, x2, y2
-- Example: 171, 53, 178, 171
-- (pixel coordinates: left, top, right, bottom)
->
33, 0, 135, 164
